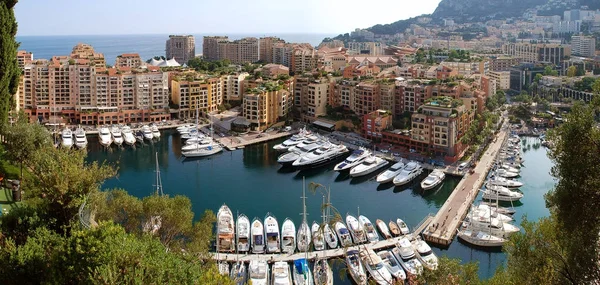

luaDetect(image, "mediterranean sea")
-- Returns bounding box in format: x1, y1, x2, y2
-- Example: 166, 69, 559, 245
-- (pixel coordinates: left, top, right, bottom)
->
85, 132, 554, 281
16, 33, 335, 65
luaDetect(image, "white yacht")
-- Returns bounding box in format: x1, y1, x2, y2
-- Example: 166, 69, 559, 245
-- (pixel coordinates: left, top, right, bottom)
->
420, 169, 445, 191
376, 161, 405, 184
177, 124, 196, 135
74, 127, 87, 149
182, 139, 223, 158
411, 239, 439, 270
230, 262, 247, 285
272, 261, 292, 285
333, 148, 371, 171
393, 238, 423, 276
142, 125, 154, 140
488, 176, 523, 188
393, 161, 423, 186
471, 205, 513, 223
463, 216, 520, 238
358, 215, 379, 243
323, 223, 338, 249
500, 164, 520, 173
296, 221, 311, 253
277, 141, 326, 166
495, 168, 519, 178
150, 124, 160, 138
251, 218, 265, 254
396, 218, 410, 235
98, 127, 113, 147
236, 214, 250, 253
375, 219, 392, 239
216, 205, 235, 252
273, 128, 310, 151
292, 258, 314, 285
480, 202, 517, 216
313, 259, 333, 285
311, 222, 325, 251
110, 126, 123, 146
359, 248, 393, 285
377, 250, 406, 281
281, 218, 296, 254
292, 144, 349, 169
181, 138, 213, 151
218, 262, 230, 276
249, 260, 269, 285
349, 156, 389, 178
457, 229, 506, 247
121, 126, 136, 146
345, 250, 367, 285
334, 222, 353, 247
184, 132, 206, 144
346, 214, 367, 244
61, 128, 74, 148
482, 184, 524, 202
264, 213, 280, 253
286, 135, 321, 153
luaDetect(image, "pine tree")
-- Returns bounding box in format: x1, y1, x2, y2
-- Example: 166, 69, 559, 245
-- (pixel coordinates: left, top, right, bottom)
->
0, 0, 20, 127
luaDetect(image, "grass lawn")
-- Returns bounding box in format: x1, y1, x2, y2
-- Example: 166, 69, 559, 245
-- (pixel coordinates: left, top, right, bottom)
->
0, 183, 22, 215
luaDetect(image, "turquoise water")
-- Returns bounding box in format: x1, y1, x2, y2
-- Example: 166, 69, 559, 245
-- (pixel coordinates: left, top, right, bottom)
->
86, 132, 554, 281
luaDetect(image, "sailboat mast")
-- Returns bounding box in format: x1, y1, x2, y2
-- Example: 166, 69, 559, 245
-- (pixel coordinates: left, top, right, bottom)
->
154, 152, 163, 196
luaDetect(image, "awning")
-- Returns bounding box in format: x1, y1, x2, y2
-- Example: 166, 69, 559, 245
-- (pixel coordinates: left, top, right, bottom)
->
312, 120, 335, 130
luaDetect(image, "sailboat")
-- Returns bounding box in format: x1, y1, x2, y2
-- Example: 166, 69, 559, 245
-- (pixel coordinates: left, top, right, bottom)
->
311, 221, 325, 251
292, 258, 314, 285
313, 259, 333, 285
281, 218, 297, 254
346, 214, 367, 244
236, 214, 250, 253
217, 204, 235, 252
345, 249, 367, 285
297, 180, 311, 253
230, 262, 247, 285
182, 116, 223, 157
323, 223, 338, 249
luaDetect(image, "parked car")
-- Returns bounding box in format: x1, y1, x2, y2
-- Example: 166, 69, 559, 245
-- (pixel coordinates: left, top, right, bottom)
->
458, 162, 469, 171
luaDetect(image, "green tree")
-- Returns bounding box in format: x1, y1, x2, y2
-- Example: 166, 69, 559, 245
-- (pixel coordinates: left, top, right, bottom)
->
566, 66, 577, 77
419, 257, 480, 284
543, 66, 558, 76
2, 113, 51, 180
0, 0, 20, 127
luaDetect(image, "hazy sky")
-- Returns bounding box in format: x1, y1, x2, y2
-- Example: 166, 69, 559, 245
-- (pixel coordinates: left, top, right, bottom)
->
15, 0, 442, 36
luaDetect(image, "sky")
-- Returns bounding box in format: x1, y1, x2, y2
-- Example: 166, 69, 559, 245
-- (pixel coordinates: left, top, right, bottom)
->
15, 0, 442, 36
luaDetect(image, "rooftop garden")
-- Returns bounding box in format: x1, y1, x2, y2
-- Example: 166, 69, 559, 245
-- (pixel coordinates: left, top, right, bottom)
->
424, 96, 463, 108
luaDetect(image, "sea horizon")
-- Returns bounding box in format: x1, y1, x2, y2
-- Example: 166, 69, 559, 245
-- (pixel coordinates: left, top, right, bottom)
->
16, 33, 337, 65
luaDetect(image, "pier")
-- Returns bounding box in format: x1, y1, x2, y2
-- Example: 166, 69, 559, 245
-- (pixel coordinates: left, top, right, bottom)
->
214, 130, 292, 151
212, 215, 433, 262
422, 125, 509, 246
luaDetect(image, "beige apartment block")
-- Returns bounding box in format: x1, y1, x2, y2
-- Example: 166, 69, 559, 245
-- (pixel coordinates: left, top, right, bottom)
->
502, 43, 570, 66
17, 50, 33, 70
488, 71, 511, 90
243, 89, 291, 130
171, 77, 222, 119
115, 53, 143, 68
166, 35, 196, 65
222, 72, 249, 102
440, 60, 489, 76
259, 37, 285, 63
216, 37, 259, 64
203, 36, 229, 61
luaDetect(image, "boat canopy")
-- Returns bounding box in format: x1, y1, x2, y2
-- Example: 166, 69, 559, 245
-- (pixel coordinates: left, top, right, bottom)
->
294, 259, 308, 274
339, 228, 349, 234
253, 235, 263, 245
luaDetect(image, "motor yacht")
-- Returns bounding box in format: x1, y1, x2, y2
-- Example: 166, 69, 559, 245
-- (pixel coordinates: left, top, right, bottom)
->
393, 238, 423, 276
181, 128, 200, 140
292, 144, 349, 169
248, 260, 269, 285
74, 127, 87, 149
142, 125, 154, 140
251, 218, 265, 254
377, 250, 406, 281
230, 262, 247, 285
264, 213, 280, 253
181, 138, 213, 151
499, 164, 520, 173
296, 221, 311, 253
216, 205, 235, 252
345, 250, 367, 285
286, 135, 321, 153
396, 218, 410, 235
277, 141, 326, 166
359, 248, 393, 285
462, 216, 520, 238
121, 126, 136, 146
177, 124, 196, 136
311, 222, 325, 251
313, 259, 333, 285
375, 219, 392, 239
111, 126, 123, 146
292, 258, 314, 285
482, 184, 524, 202
488, 176, 523, 188
182, 140, 223, 158
272, 261, 292, 285
151, 124, 160, 138
236, 214, 250, 253
471, 205, 513, 223
457, 229, 506, 247
376, 161, 405, 184
349, 156, 389, 178
334, 222, 353, 247
346, 214, 367, 244
388, 220, 401, 237
478, 203, 516, 215
420, 169, 445, 191
98, 127, 113, 147
60, 128, 74, 148
323, 223, 338, 249
358, 215, 379, 243
392, 161, 423, 186
273, 128, 310, 151
333, 148, 371, 172
184, 133, 207, 144
495, 168, 519, 178
411, 239, 439, 270
281, 218, 296, 254
134, 130, 144, 143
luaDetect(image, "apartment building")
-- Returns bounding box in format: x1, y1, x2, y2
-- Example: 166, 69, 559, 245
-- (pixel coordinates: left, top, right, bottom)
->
489, 56, 520, 71
272, 43, 293, 67
488, 71, 511, 90
571, 35, 596, 58
398, 80, 432, 113
203, 36, 229, 61
440, 60, 489, 76
354, 82, 381, 116
70, 43, 106, 68
502, 43, 570, 66
317, 47, 347, 72
242, 89, 291, 130
17, 50, 33, 70
222, 72, 249, 102
255, 64, 289, 79
259, 37, 285, 63
171, 77, 222, 119
342, 63, 381, 78
362, 110, 392, 142
305, 81, 329, 119
115, 53, 143, 68
291, 46, 318, 74
166, 35, 195, 65
347, 42, 383, 55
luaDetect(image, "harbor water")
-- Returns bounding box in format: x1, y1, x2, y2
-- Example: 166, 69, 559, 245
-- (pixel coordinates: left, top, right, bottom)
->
86, 132, 554, 280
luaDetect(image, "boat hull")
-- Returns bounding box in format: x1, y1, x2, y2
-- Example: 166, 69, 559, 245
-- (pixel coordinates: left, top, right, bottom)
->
293, 151, 348, 170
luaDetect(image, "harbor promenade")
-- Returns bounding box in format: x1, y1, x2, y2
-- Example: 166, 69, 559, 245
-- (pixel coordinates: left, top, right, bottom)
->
422, 126, 509, 246
214, 130, 292, 151
212, 216, 433, 262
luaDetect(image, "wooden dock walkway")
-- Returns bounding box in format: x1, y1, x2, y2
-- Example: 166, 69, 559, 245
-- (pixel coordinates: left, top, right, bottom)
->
422, 126, 509, 246
215, 131, 292, 151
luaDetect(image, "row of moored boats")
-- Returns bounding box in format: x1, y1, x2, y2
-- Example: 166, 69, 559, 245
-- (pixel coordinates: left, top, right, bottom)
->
458, 135, 525, 247
176, 124, 224, 157
60, 124, 161, 149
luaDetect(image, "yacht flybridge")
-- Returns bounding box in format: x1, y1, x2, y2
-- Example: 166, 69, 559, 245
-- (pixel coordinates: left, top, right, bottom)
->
333, 148, 371, 171
349, 156, 389, 178
74, 127, 87, 149
61, 128, 74, 149
420, 169, 445, 191
98, 127, 113, 147
393, 161, 424, 186
217, 205, 235, 252
272, 128, 310, 151
121, 126, 136, 146
376, 161, 405, 184
111, 126, 123, 146
292, 143, 348, 169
